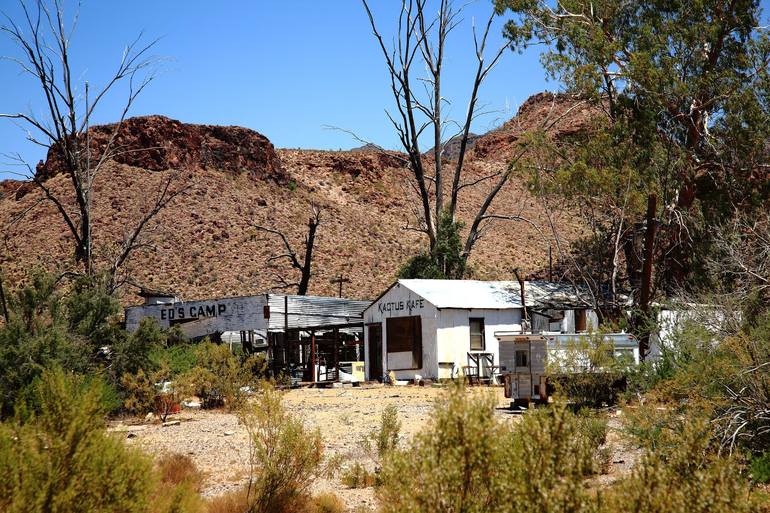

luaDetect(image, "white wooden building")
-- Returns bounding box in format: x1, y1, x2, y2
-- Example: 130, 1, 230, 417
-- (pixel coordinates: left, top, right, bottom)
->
362, 279, 598, 381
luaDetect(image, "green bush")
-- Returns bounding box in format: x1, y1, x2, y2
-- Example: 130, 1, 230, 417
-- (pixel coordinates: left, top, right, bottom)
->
750, 453, 770, 484
340, 462, 376, 489
178, 342, 265, 409
0, 274, 97, 417
377, 383, 512, 513
602, 416, 753, 513
399, 210, 466, 279
238, 384, 331, 513
0, 368, 155, 513
150, 343, 199, 376
121, 368, 162, 416
360, 404, 401, 462
110, 318, 166, 383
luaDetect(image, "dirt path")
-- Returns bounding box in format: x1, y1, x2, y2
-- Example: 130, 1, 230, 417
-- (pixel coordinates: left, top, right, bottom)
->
112, 385, 511, 511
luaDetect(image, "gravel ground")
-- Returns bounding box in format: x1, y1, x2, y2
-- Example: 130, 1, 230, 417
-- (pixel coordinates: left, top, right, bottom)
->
109, 385, 636, 512
109, 384, 510, 511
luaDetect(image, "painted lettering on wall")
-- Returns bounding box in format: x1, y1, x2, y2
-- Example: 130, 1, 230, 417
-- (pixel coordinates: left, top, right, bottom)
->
160, 303, 227, 321
377, 298, 424, 315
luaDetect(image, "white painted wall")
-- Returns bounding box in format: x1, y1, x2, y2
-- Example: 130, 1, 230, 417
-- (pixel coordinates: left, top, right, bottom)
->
363, 282, 523, 380
363, 282, 439, 381
435, 309, 522, 379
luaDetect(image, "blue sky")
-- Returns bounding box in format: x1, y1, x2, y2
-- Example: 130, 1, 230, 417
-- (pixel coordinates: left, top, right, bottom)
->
3, 1, 768, 180
0, 1, 553, 179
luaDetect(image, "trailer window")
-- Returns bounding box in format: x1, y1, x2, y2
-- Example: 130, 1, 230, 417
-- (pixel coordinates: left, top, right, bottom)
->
515, 350, 529, 368
469, 318, 485, 350
386, 316, 422, 369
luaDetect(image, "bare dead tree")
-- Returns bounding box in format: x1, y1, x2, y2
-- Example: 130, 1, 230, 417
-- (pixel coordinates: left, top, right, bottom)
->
255, 204, 323, 295
0, 0, 167, 282
362, 0, 517, 268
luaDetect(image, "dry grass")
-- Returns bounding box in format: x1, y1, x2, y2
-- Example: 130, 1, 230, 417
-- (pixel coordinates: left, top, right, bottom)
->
205, 487, 250, 513
157, 453, 205, 492
204, 487, 345, 513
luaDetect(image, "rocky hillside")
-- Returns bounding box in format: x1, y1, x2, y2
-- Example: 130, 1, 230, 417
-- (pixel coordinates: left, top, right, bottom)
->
0, 92, 594, 303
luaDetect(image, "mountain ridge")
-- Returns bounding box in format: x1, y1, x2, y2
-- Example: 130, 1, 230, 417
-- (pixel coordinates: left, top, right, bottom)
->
0, 92, 593, 303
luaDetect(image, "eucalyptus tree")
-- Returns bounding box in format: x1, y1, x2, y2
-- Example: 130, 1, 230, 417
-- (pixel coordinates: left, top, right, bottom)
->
497, 0, 770, 351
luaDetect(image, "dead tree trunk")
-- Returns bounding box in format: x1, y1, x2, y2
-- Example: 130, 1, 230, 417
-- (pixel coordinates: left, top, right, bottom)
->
362, 0, 510, 260
297, 213, 320, 295
255, 204, 322, 295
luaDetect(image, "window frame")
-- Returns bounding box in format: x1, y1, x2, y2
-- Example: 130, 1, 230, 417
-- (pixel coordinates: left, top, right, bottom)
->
469, 317, 486, 351
515, 349, 529, 368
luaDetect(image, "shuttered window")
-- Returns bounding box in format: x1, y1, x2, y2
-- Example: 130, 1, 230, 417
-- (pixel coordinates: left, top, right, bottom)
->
386, 316, 422, 369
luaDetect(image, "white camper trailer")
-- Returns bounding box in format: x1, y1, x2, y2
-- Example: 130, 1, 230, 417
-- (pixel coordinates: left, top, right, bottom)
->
497, 332, 640, 403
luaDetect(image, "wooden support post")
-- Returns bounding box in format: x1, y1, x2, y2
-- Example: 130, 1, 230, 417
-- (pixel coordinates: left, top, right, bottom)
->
333, 327, 340, 382
310, 330, 316, 382
283, 295, 289, 371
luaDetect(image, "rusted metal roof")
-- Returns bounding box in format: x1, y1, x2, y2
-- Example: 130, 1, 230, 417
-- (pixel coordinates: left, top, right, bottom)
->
267, 294, 371, 331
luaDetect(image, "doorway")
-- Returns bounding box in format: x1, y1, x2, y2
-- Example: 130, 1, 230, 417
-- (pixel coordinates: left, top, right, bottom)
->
368, 324, 383, 381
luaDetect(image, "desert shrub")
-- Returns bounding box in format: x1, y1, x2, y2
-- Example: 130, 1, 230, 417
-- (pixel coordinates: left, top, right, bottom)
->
178, 342, 266, 409
377, 383, 599, 513
122, 368, 160, 415
0, 368, 155, 513
503, 404, 596, 513
360, 404, 401, 461
150, 343, 199, 376
341, 462, 376, 488
149, 453, 205, 513
64, 274, 122, 345
602, 416, 753, 513
751, 453, 770, 484
121, 362, 183, 421
346, 404, 401, 489
308, 492, 345, 513
550, 372, 627, 407
377, 384, 508, 513
206, 489, 343, 513
206, 488, 249, 513
156, 453, 205, 491
575, 409, 610, 473
110, 318, 166, 383
711, 319, 770, 453
0, 274, 98, 417
238, 383, 331, 513
399, 210, 466, 279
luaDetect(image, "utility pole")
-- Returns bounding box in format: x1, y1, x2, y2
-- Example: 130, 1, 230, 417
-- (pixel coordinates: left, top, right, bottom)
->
330, 273, 351, 298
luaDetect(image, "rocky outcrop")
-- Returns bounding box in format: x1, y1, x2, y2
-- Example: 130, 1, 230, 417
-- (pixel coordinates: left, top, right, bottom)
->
36, 115, 285, 182
472, 92, 597, 160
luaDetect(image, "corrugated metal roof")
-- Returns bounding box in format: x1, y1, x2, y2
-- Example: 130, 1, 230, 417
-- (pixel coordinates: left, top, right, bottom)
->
267, 294, 371, 330
394, 279, 590, 310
